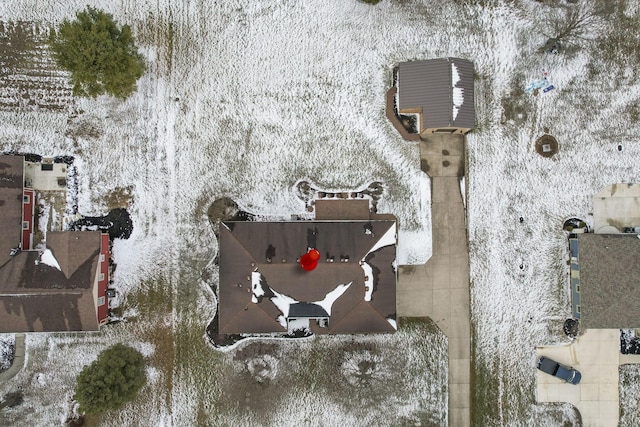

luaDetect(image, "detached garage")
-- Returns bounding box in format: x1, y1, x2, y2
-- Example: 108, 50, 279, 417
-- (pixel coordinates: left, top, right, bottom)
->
397, 57, 474, 135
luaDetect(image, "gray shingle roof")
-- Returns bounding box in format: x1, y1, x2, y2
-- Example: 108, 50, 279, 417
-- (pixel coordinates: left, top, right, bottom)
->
577, 233, 640, 329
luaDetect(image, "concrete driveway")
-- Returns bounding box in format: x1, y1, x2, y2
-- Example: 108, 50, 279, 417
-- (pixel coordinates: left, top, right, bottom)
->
536, 328, 640, 427
397, 133, 471, 427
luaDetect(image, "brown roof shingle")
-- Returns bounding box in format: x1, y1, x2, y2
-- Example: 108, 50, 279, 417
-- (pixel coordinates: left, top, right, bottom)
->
219, 220, 397, 334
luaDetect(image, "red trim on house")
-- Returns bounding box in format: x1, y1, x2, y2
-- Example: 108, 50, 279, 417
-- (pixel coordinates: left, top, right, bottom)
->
97, 233, 110, 325
21, 188, 35, 250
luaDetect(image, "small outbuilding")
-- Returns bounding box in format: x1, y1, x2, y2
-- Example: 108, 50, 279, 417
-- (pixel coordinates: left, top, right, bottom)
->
397, 57, 474, 135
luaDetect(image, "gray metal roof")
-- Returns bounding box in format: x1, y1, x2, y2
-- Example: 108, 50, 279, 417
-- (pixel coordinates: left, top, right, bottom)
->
397, 58, 474, 130
577, 233, 640, 329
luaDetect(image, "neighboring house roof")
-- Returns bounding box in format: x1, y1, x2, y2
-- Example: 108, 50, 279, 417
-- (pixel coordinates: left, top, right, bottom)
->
0, 231, 103, 332
219, 220, 397, 334
397, 57, 474, 131
0, 155, 24, 269
0, 154, 105, 333
576, 233, 640, 329
592, 183, 640, 233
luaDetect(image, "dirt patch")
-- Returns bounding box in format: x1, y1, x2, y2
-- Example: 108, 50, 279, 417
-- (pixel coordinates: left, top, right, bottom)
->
535, 134, 559, 157
207, 197, 255, 237
501, 74, 533, 125
104, 186, 134, 210
207, 197, 240, 224
0, 21, 74, 112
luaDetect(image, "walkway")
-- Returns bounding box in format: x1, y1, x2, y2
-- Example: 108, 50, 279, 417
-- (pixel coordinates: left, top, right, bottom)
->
0, 334, 26, 383
397, 133, 471, 427
536, 328, 640, 427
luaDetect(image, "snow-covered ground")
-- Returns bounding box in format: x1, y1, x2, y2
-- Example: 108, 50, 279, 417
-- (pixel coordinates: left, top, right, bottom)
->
1, 0, 640, 425
0, 335, 15, 372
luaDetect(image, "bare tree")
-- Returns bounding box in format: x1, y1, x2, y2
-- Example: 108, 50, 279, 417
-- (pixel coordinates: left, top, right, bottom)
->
540, 1, 605, 53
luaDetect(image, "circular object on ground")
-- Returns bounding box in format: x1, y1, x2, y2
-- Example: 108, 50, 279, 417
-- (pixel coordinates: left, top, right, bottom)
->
535, 134, 558, 158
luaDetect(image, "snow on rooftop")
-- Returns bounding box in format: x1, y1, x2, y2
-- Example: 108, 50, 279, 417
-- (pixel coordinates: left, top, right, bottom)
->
451, 63, 461, 87
251, 271, 265, 304
360, 262, 374, 302
269, 289, 297, 318
451, 63, 464, 121
365, 224, 396, 257
39, 249, 61, 271
314, 282, 352, 315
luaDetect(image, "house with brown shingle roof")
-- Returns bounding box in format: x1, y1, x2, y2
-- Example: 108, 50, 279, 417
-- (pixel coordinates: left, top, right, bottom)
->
0, 155, 110, 333
219, 220, 397, 334
397, 57, 474, 135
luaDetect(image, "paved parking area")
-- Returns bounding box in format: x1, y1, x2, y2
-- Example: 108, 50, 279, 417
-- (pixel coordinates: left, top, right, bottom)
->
536, 328, 640, 427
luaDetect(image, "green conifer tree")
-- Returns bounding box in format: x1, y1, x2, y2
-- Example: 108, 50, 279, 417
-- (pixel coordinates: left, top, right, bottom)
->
49, 7, 146, 98
74, 343, 146, 414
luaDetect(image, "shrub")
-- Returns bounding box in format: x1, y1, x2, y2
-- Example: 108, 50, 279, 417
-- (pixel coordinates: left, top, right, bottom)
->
49, 7, 146, 98
74, 344, 146, 414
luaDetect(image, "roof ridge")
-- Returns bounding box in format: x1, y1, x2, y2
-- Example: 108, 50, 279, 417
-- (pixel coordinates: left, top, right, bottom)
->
221, 225, 258, 263
366, 299, 395, 330
328, 300, 365, 331
330, 300, 394, 333
220, 302, 284, 334
362, 221, 396, 259
218, 226, 259, 332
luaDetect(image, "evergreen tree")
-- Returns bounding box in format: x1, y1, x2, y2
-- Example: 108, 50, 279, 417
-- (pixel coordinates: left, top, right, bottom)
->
74, 343, 146, 414
49, 7, 146, 98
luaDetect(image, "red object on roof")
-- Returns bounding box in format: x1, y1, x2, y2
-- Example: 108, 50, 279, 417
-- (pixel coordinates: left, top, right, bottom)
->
300, 249, 320, 271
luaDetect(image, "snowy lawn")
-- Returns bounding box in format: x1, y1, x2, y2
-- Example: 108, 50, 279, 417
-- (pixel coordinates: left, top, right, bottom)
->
1, 0, 640, 425
620, 364, 640, 427
0, 335, 15, 372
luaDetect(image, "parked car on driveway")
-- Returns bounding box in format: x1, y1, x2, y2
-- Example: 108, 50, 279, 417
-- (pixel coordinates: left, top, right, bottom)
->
537, 356, 581, 385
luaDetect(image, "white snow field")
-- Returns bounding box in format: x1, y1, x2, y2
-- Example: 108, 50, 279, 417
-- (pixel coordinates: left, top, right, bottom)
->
1, 0, 640, 425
